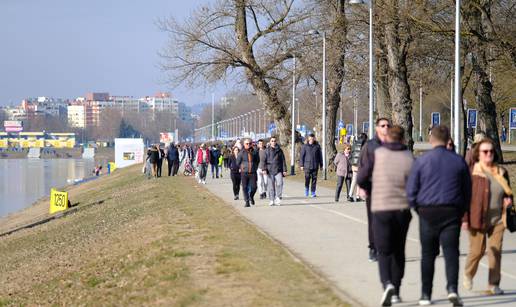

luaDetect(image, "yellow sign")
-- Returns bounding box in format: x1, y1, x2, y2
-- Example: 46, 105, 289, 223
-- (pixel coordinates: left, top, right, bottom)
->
50, 188, 68, 214
339, 128, 347, 136
108, 162, 116, 173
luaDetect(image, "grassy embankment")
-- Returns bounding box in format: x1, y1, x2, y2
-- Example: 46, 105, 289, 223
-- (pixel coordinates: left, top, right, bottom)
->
0, 164, 346, 306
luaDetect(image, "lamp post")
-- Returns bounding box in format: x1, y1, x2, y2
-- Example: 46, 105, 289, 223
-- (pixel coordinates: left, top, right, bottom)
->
211, 93, 215, 141
308, 30, 327, 180
291, 55, 296, 175
453, 0, 461, 153
349, 0, 374, 139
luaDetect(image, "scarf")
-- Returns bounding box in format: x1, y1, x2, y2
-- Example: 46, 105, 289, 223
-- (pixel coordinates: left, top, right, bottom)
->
478, 162, 513, 196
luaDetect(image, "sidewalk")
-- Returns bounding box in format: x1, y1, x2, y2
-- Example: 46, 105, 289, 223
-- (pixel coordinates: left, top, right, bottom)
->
200, 169, 516, 306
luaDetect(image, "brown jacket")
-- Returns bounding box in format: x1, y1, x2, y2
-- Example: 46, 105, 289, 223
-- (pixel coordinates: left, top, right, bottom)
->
463, 163, 511, 231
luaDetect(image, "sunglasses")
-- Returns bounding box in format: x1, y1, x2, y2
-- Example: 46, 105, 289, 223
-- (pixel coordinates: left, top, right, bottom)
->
379, 124, 391, 128
481, 149, 494, 154
270, 140, 277, 143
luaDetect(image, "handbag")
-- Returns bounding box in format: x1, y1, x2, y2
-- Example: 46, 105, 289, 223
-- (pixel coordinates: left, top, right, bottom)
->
504, 204, 516, 233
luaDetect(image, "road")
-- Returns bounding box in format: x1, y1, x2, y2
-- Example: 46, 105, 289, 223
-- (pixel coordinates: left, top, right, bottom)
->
201, 170, 516, 306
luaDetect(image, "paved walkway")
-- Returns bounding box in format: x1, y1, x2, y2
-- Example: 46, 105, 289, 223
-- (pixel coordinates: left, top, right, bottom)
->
200, 169, 516, 306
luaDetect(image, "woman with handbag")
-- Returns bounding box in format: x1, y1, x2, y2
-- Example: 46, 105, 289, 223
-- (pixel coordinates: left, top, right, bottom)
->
462, 137, 513, 295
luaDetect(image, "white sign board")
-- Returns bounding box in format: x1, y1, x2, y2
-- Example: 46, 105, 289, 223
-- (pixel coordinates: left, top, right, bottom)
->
115, 138, 144, 169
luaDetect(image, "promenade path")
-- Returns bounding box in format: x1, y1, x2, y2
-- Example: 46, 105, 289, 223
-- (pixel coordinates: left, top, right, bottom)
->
201, 169, 516, 306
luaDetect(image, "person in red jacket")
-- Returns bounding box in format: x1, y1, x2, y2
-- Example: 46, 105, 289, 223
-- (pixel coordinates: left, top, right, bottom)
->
196, 143, 210, 184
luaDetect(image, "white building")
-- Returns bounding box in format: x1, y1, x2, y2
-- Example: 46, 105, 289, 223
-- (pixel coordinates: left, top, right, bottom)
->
67, 105, 86, 128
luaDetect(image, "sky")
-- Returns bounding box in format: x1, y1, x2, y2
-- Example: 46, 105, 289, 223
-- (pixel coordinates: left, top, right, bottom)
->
0, 0, 228, 106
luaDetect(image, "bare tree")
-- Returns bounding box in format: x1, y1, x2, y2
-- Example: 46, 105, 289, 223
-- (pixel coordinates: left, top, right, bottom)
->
160, 0, 313, 144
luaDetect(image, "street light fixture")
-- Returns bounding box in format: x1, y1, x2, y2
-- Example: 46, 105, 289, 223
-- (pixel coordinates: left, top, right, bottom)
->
349, 0, 374, 140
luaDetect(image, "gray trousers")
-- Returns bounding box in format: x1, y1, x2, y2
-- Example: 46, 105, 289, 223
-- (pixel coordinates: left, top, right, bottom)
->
257, 168, 268, 194
267, 173, 284, 200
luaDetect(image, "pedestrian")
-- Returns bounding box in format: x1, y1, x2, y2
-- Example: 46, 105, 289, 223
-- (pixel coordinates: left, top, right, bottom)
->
462, 137, 512, 295
166, 142, 179, 176
257, 139, 268, 199
349, 133, 367, 202
218, 153, 224, 178
299, 134, 323, 198
334, 144, 353, 203
228, 146, 241, 200
157, 144, 165, 177
173, 144, 182, 175
145, 147, 152, 179
262, 136, 287, 206
196, 143, 210, 184
223, 145, 230, 169
447, 138, 456, 152
210, 145, 221, 178
236, 138, 260, 207
406, 125, 471, 306
358, 125, 413, 306
465, 132, 486, 170
358, 117, 391, 262
148, 145, 159, 178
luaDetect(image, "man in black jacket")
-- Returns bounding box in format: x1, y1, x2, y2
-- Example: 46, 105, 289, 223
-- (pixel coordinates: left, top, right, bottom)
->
358, 117, 390, 262
236, 138, 260, 207
262, 136, 287, 206
166, 143, 179, 176
299, 134, 323, 198
157, 144, 165, 177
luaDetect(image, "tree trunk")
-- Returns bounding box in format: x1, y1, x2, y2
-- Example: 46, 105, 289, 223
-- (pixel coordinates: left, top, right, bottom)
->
464, 1, 503, 162
234, 0, 291, 144
384, 1, 414, 150
374, 11, 392, 118
325, 0, 347, 165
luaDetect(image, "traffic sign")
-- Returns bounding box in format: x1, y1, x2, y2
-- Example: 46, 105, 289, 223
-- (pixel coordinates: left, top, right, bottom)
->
346, 124, 353, 136
467, 109, 477, 128
431, 112, 441, 127
510, 108, 516, 129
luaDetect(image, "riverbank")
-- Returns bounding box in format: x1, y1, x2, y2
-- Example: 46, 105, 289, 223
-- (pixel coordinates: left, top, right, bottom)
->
0, 147, 113, 163
0, 164, 346, 306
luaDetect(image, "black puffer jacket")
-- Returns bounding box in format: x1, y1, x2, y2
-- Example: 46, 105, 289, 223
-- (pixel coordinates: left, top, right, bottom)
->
263, 145, 287, 175
299, 142, 323, 170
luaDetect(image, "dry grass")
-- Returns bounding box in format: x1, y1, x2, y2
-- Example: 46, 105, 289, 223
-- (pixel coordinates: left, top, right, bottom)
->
0, 165, 346, 306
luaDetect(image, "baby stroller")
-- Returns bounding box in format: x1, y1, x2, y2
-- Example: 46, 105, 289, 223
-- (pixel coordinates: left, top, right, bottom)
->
183, 159, 195, 176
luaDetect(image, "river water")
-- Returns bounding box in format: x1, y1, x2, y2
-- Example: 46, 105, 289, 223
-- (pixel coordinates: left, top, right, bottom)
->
0, 159, 96, 218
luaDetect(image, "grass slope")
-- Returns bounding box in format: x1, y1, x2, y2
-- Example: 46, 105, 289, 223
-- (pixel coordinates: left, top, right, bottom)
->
0, 165, 346, 306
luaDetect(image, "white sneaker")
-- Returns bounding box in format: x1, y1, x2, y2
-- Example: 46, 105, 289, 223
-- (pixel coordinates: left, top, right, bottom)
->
269, 200, 275, 206
198, 179, 202, 184
418, 299, 432, 306
202, 180, 206, 184
463, 275, 472, 290
391, 295, 401, 304
447, 292, 463, 306
489, 285, 504, 295
381, 284, 395, 306
274, 197, 281, 206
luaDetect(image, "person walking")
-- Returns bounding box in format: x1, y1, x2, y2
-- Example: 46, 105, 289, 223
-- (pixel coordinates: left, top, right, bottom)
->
462, 137, 512, 295
262, 136, 287, 206
148, 145, 159, 178
299, 134, 323, 198
196, 143, 210, 184
257, 139, 268, 199
357, 126, 413, 306
218, 153, 224, 178
166, 142, 179, 177
157, 145, 165, 177
228, 146, 242, 200
358, 117, 391, 262
210, 145, 221, 179
406, 125, 471, 306
223, 145, 230, 170
236, 138, 260, 207
334, 144, 353, 203
349, 133, 367, 202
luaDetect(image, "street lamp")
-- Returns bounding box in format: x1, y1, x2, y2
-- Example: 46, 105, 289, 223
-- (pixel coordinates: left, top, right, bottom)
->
308, 29, 327, 180
291, 55, 297, 175
349, 0, 374, 140
453, 0, 461, 153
